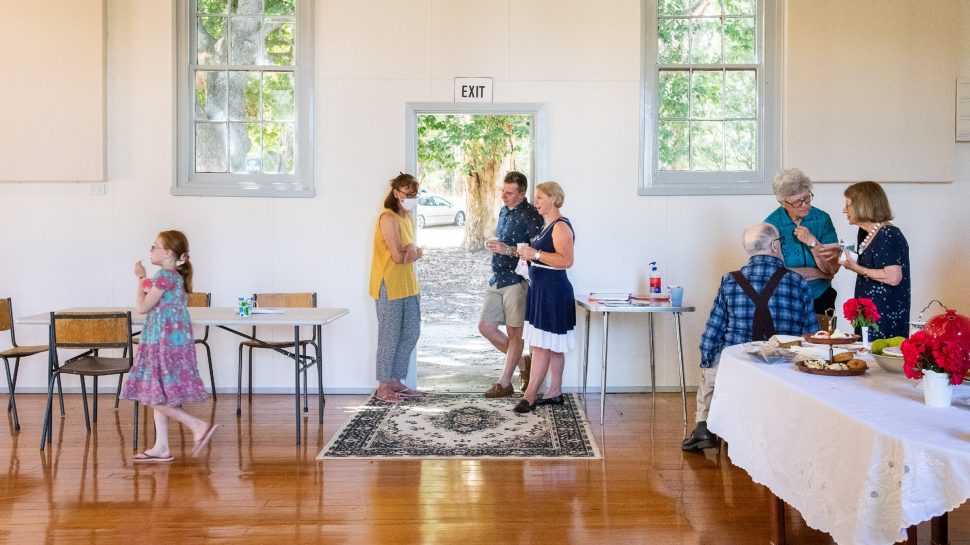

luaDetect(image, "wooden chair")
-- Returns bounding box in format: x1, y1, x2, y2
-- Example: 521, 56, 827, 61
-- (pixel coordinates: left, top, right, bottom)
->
116, 291, 216, 406
42, 311, 138, 451
237, 292, 318, 415
1, 298, 51, 431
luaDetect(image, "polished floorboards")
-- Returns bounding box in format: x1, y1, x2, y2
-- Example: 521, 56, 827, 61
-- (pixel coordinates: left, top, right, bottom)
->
2, 392, 968, 544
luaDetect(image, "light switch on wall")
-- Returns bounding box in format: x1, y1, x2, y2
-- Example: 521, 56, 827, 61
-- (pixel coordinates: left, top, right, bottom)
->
89, 183, 107, 195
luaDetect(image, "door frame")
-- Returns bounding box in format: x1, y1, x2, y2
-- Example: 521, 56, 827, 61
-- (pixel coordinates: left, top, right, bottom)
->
403, 102, 549, 388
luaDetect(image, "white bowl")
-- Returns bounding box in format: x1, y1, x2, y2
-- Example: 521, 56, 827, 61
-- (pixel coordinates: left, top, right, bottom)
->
873, 353, 905, 373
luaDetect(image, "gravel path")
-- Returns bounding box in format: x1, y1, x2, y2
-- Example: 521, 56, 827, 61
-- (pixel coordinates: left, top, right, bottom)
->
415, 247, 509, 391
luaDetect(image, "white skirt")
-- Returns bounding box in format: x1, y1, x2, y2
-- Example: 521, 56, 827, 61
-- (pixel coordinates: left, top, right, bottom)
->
523, 322, 576, 353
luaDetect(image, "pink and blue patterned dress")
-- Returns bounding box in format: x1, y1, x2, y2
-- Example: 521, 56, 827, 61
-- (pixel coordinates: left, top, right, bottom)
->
121, 269, 208, 406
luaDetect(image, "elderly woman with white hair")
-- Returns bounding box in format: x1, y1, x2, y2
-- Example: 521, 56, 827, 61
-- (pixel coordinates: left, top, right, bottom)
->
765, 168, 841, 317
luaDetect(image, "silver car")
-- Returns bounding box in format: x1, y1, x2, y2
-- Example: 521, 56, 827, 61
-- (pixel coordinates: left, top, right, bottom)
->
416, 194, 466, 228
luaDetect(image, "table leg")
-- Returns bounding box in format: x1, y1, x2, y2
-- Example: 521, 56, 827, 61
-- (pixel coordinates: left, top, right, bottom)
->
294, 326, 302, 445
674, 312, 688, 431
931, 512, 949, 545
582, 307, 591, 402
768, 490, 787, 545
316, 325, 324, 424
648, 313, 656, 396
599, 311, 610, 425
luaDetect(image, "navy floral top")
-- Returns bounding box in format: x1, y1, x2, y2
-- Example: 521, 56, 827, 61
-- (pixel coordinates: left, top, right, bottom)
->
490, 199, 543, 288
855, 224, 910, 339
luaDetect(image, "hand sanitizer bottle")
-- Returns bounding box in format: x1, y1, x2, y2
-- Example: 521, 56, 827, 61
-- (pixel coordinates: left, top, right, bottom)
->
649, 262, 662, 297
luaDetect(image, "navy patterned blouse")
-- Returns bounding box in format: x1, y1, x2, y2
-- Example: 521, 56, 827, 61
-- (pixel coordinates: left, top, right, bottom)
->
854, 224, 911, 339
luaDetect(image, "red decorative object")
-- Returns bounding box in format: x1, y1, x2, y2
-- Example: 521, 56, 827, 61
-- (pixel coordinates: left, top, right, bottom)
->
901, 310, 970, 385
843, 298, 881, 331
923, 309, 970, 347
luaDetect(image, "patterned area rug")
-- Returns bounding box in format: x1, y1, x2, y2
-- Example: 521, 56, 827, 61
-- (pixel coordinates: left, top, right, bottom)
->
318, 393, 600, 459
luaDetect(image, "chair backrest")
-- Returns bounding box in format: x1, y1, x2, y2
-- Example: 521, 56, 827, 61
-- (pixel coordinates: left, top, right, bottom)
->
51, 312, 133, 350
254, 292, 316, 308
0, 298, 12, 333
187, 291, 211, 308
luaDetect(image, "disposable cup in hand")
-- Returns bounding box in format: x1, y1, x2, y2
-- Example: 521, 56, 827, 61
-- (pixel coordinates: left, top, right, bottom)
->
668, 286, 684, 307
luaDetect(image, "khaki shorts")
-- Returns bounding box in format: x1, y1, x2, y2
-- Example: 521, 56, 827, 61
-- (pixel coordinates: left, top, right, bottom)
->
480, 281, 528, 327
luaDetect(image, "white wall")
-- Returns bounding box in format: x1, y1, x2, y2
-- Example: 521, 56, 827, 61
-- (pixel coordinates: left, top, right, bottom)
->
2, 0, 969, 394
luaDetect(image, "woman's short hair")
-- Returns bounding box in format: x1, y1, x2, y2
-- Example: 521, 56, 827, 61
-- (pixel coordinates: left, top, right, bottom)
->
844, 181, 894, 223
772, 168, 813, 201
383, 172, 418, 211
536, 181, 565, 208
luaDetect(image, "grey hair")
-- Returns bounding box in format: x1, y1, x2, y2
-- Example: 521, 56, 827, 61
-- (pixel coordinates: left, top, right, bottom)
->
742, 223, 780, 255
772, 168, 813, 200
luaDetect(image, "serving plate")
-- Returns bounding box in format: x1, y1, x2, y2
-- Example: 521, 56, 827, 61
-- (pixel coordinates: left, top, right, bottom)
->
795, 360, 867, 376
802, 334, 861, 345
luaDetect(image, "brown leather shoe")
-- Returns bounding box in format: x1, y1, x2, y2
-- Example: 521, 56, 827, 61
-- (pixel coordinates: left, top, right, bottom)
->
484, 383, 514, 398
520, 355, 532, 392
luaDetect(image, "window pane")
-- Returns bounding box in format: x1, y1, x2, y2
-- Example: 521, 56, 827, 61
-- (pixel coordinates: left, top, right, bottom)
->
228, 71, 260, 121
690, 18, 722, 64
263, 21, 294, 65
229, 17, 261, 65
262, 123, 295, 173
197, 17, 226, 65
658, 70, 689, 118
233, 0, 263, 15
195, 71, 227, 121
690, 70, 722, 119
266, 0, 295, 15
691, 0, 722, 17
229, 123, 262, 173
724, 17, 756, 64
198, 0, 227, 15
263, 72, 295, 121
658, 18, 689, 65
691, 121, 723, 170
725, 121, 756, 171
658, 120, 689, 171
723, 70, 756, 118
195, 123, 228, 172
723, 0, 756, 16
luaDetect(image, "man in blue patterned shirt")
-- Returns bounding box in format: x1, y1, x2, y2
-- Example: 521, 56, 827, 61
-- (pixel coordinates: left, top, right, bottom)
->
481, 172, 544, 398
684, 222, 818, 452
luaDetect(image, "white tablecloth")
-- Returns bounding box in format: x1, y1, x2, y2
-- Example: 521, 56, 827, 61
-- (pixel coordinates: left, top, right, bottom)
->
708, 345, 970, 545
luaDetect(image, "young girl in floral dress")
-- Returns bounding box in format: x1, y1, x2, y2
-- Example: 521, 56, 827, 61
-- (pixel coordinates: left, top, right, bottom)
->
121, 230, 218, 462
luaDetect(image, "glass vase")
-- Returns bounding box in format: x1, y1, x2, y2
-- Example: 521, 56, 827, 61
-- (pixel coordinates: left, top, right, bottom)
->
861, 326, 870, 350
922, 369, 954, 407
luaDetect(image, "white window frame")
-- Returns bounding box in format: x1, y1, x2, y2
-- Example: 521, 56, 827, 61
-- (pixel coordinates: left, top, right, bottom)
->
173, 0, 314, 197
639, 0, 782, 196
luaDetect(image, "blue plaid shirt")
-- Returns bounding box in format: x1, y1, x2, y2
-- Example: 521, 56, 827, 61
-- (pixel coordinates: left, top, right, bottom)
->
490, 199, 544, 288
699, 254, 819, 368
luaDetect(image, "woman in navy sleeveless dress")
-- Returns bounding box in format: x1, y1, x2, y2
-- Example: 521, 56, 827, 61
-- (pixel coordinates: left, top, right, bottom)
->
839, 182, 911, 339
514, 182, 576, 413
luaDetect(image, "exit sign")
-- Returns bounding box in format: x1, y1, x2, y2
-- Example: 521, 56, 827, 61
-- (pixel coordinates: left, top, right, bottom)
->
454, 77, 493, 103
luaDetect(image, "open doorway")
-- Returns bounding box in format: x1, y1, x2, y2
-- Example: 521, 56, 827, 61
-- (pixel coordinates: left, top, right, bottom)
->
406, 103, 546, 391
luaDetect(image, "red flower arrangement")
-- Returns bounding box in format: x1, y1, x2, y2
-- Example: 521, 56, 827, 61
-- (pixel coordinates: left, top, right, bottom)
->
843, 297, 880, 331
900, 330, 970, 385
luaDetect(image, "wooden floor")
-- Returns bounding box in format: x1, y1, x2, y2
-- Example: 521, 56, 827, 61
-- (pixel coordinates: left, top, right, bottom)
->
1, 392, 967, 544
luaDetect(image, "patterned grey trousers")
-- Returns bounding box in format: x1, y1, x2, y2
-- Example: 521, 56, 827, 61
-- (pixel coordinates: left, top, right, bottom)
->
375, 283, 421, 382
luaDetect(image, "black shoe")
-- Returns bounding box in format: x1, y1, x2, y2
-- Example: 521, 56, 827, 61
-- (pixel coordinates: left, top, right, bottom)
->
682, 421, 718, 451
513, 398, 538, 413
537, 394, 564, 406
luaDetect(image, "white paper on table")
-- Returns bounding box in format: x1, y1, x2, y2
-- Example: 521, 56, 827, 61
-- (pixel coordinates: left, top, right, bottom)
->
251, 308, 284, 314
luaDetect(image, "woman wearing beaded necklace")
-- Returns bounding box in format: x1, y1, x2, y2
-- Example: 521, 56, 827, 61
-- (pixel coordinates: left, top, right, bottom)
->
839, 181, 911, 339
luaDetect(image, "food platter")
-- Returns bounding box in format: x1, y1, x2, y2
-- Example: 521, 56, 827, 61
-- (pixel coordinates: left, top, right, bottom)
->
795, 360, 867, 376
802, 334, 861, 345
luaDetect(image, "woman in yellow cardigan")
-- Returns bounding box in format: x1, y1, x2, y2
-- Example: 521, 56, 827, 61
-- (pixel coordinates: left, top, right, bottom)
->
368, 173, 424, 403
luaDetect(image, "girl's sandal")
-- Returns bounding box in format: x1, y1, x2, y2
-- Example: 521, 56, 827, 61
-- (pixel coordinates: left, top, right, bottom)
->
375, 392, 403, 404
